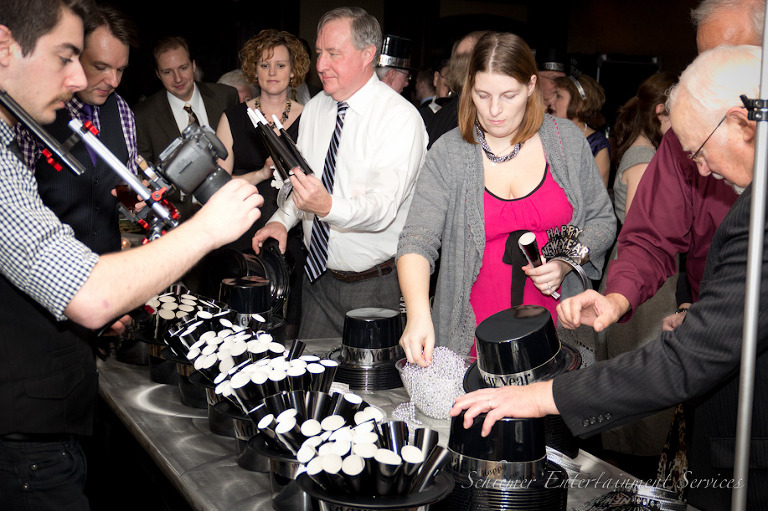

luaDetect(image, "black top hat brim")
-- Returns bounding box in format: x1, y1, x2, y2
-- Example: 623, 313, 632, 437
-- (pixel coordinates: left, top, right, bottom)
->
463, 343, 581, 393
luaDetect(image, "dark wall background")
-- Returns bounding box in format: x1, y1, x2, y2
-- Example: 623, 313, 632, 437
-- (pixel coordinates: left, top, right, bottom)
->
109, 0, 699, 128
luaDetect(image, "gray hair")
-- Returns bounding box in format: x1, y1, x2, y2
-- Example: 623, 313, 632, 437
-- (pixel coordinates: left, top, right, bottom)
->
218, 69, 257, 94
691, 0, 764, 39
668, 44, 761, 128
317, 7, 382, 63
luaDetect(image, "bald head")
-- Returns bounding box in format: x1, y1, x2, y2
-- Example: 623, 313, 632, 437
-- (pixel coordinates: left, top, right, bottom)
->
694, 0, 764, 52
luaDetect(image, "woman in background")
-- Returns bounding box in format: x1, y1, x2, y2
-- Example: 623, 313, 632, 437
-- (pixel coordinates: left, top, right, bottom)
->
216, 29, 310, 338
553, 73, 611, 187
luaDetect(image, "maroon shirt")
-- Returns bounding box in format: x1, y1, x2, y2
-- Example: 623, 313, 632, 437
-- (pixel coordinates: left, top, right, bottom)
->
605, 129, 738, 320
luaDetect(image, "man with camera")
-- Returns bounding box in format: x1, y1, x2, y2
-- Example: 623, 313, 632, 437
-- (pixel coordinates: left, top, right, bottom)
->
0, 1, 262, 508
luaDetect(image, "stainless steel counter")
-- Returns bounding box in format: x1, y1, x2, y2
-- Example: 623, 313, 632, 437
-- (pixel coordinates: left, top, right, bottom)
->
97, 338, 680, 511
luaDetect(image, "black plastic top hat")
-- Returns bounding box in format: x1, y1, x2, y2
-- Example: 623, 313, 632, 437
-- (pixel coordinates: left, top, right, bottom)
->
475, 305, 560, 377
535, 47, 569, 74
219, 276, 271, 315
342, 308, 402, 349
378, 35, 412, 70
448, 411, 545, 462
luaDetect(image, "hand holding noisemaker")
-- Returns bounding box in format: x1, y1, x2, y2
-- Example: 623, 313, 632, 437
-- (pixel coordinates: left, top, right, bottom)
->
518, 231, 560, 300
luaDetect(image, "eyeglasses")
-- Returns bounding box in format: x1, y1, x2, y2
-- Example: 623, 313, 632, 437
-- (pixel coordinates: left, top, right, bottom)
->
396, 69, 411, 82
686, 114, 726, 163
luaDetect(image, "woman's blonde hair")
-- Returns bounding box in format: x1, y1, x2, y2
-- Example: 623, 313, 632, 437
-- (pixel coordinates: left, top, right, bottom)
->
240, 29, 310, 89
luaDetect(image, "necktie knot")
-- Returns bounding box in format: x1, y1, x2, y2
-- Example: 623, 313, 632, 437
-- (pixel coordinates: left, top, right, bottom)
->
81, 103, 95, 121
184, 103, 199, 126
337, 101, 348, 117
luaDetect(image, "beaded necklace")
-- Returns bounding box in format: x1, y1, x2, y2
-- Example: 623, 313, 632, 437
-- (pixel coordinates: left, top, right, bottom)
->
255, 96, 291, 128
475, 121, 522, 166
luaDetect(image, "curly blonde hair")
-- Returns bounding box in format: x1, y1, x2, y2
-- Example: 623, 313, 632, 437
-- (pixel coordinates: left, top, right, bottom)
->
240, 29, 310, 89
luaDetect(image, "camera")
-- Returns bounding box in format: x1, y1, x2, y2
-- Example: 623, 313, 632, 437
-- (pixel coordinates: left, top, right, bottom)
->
154, 123, 232, 205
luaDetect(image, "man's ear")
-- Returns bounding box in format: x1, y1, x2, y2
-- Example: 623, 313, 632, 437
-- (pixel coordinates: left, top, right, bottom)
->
0, 25, 16, 67
730, 106, 755, 144
362, 45, 376, 68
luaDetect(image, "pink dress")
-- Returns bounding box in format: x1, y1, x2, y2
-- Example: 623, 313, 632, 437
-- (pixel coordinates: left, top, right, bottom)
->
469, 164, 574, 357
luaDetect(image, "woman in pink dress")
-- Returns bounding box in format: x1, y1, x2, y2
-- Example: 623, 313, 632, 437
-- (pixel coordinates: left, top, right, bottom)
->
397, 32, 616, 366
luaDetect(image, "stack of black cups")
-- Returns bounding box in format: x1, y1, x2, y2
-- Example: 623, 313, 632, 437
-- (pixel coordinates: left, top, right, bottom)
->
330, 308, 405, 391
438, 412, 568, 510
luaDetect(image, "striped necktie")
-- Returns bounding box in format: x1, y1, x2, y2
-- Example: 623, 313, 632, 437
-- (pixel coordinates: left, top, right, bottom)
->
305, 101, 349, 282
183, 103, 199, 126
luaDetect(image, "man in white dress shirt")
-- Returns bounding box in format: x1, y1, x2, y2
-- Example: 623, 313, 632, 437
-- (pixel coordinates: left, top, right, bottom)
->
253, 6, 427, 338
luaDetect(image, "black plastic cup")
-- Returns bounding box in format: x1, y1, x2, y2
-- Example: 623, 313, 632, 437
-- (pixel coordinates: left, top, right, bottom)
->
247, 402, 271, 426
408, 444, 451, 494
286, 338, 306, 361
230, 371, 264, 412
274, 416, 305, 455
332, 393, 363, 423
373, 448, 403, 496
340, 454, 366, 495
397, 444, 426, 493
413, 427, 440, 458
351, 443, 377, 493
306, 391, 331, 422
286, 366, 310, 393
378, 420, 409, 455
307, 363, 326, 392
287, 390, 307, 422
264, 392, 291, 416
318, 359, 339, 392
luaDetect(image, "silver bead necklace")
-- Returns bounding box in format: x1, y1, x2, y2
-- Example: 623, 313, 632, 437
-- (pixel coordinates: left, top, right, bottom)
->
475, 121, 521, 166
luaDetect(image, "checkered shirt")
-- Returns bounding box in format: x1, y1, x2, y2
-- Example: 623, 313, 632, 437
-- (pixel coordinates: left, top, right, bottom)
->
15, 92, 138, 175
0, 118, 99, 320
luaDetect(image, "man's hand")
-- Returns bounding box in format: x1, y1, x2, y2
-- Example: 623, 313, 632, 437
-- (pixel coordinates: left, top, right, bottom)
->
450, 381, 557, 437
662, 303, 691, 331
100, 314, 132, 336
556, 290, 630, 332
252, 221, 288, 254
190, 178, 263, 249
290, 170, 332, 217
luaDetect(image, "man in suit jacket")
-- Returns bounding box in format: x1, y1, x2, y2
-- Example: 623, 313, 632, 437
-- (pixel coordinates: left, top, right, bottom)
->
134, 36, 237, 218
451, 45, 767, 510
134, 36, 237, 165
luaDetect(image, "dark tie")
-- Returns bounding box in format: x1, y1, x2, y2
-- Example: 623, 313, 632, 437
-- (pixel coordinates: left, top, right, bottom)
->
81, 103, 99, 165
7, 138, 23, 163
184, 103, 199, 126
305, 101, 349, 282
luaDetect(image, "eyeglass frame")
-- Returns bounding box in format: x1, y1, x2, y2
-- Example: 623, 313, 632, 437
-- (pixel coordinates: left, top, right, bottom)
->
686, 114, 726, 163
394, 68, 411, 82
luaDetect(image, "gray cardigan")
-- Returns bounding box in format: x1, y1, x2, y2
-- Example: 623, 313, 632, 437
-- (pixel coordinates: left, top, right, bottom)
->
397, 115, 617, 356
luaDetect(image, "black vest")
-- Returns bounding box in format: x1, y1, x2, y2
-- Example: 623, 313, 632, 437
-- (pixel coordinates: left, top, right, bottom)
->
35, 94, 128, 254
0, 278, 98, 436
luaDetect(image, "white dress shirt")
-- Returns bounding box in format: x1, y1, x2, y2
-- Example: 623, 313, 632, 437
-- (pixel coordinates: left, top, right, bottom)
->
166, 84, 210, 133
270, 74, 427, 272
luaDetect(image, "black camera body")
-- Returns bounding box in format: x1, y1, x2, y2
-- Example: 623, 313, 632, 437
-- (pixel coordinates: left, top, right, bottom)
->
155, 123, 232, 204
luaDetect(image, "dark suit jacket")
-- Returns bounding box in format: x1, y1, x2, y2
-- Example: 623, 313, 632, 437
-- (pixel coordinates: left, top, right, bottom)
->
133, 81, 238, 164
554, 183, 767, 509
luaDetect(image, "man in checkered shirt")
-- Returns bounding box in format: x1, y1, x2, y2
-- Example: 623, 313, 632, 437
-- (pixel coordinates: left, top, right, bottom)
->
0, 1, 262, 508
16, 4, 138, 255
